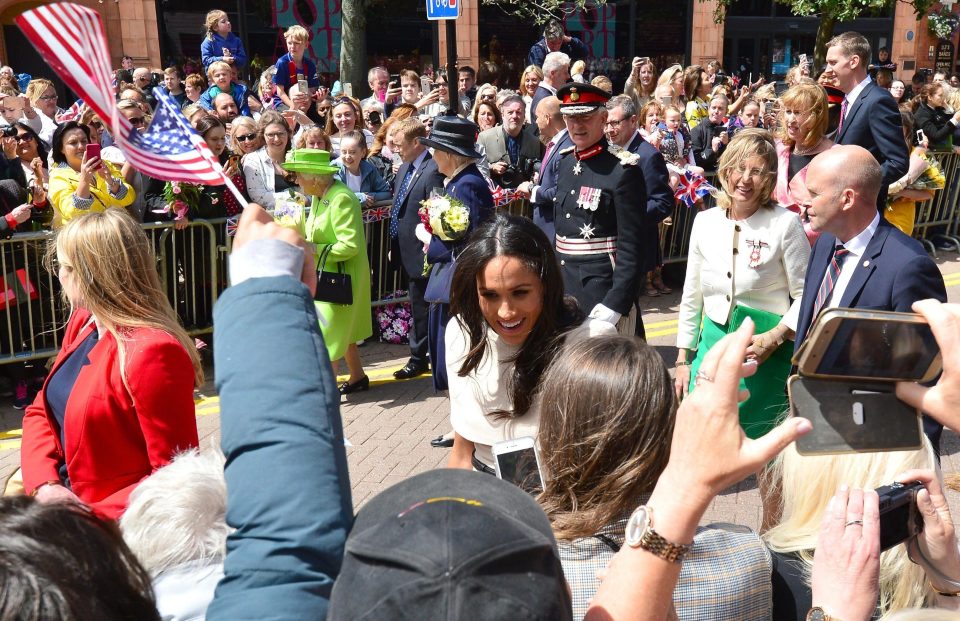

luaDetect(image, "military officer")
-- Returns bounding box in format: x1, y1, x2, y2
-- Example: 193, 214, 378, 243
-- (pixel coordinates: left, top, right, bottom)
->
553, 83, 648, 336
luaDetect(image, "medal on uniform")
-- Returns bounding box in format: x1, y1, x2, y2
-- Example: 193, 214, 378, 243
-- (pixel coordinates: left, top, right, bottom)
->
745, 239, 768, 268
577, 186, 602, 211
573, 161, 582, 175
578, 223, 595, 239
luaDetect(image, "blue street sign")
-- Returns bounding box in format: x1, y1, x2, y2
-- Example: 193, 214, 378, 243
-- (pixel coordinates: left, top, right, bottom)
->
426, 0, 460, 21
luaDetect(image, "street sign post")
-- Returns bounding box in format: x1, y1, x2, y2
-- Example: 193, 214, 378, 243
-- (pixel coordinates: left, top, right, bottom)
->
425, 0, 461, 114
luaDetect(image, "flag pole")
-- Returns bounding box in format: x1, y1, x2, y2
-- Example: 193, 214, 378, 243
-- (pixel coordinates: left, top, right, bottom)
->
217, 163, 249, 210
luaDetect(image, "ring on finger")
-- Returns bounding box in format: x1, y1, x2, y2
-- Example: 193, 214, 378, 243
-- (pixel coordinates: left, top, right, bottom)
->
844, 519, 863, 527
694, 370, 714, 386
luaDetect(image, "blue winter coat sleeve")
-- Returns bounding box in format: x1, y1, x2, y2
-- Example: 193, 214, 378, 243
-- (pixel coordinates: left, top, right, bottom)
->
201, 33, 248, 71
361, 161, 392, 202
200, 37, 220, 72
206, 276, 353, 620
426, 171, 494, 264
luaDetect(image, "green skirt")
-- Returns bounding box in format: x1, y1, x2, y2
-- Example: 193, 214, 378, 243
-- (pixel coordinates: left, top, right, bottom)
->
688, 305, 792, 439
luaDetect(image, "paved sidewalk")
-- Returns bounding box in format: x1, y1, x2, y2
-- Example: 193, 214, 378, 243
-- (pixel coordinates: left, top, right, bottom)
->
2, 252, 960, 529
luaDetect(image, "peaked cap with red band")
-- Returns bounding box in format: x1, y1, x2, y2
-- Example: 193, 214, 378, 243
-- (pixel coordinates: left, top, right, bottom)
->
556, 82, 611, 116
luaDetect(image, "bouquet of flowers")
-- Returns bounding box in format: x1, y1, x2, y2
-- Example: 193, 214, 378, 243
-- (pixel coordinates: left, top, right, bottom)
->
158, 181, 202, 221
418, 193, 471, 242
907, 148, 946, 191
271, 190, 309, 235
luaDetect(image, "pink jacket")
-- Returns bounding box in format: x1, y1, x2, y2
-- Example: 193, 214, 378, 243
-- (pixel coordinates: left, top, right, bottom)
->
774, 138, 835, 245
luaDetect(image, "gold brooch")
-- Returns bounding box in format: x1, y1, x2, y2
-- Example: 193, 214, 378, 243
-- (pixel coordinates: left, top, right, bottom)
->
570, 88, 579, 102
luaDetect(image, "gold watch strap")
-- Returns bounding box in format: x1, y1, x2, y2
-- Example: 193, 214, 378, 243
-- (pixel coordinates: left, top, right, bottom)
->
640, 526, 691, 563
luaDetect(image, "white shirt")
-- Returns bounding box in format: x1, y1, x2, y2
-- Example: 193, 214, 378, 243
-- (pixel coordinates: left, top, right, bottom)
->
825, 212, 880, 308
408, 148, 428, 177
677, 205, 811, 350
843, 76, 872, 115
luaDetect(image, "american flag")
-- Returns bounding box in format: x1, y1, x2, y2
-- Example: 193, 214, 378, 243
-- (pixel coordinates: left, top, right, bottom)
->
675, 170, 716, 209
17, 3, 229, 187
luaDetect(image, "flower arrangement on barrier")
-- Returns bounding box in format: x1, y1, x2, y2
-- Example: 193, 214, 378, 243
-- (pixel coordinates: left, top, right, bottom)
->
376, 290, 413, 344
929, 9, 960, 40
159, 181, 202, 221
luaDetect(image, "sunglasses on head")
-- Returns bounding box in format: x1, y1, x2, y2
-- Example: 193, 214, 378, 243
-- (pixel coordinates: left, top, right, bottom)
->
236, 132, 258, 142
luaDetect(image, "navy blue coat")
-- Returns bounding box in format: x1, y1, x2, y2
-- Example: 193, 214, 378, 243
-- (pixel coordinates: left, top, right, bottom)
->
426, 164, 494, 266
532, 129, 574, 241
834, 81, 909, 209
208, 276, 352, 620
625, 132, 675, 272
794, 219, 946, 349
529, 85, 554, 125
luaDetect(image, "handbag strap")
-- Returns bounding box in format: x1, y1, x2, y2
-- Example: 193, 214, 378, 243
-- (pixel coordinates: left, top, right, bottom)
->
317, 244, 344, 274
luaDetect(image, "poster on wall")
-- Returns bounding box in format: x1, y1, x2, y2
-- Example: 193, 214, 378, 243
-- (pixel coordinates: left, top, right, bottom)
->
936, 41, 955, 74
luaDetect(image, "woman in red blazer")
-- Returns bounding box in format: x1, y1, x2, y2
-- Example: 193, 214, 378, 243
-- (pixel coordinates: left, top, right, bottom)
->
21, 209, 202, 520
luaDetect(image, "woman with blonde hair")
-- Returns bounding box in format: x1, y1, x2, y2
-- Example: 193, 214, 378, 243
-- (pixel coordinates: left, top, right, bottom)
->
26, 78, 60, 144
762, 440, 955, 619
230, 115, 263, 162
624, 56, 657, 108
540, 336, 776, 621
774, 83, 834, 244
519, 65, 543, 118
21, 209, 201, 519
675, 129, 809, 438
324, 95, 374, 157
655, 63, 684, 104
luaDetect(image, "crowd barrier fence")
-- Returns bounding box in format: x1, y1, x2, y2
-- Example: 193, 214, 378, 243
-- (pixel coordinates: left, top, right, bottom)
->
2, 155, 959, 365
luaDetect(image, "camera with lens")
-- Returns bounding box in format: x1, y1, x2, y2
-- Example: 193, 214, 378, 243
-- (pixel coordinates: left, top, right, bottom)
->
0, 126, 17, 138
499, 155, 539, 188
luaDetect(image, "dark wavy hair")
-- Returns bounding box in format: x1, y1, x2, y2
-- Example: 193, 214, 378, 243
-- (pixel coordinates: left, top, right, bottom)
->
0, 496, 160, 620
449, 213, 581, 419
14, 122, 48, 166
50, 121, 90, 166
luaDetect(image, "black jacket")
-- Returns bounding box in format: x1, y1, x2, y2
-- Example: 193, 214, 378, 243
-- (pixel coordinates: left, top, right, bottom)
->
390, 154, 445, 279
913, 102, 956, 150
690, 120, 726, 172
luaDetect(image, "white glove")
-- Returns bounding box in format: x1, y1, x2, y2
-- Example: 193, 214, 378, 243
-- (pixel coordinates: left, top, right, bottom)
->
589, 303, 622, 326
415, 223, 432, 245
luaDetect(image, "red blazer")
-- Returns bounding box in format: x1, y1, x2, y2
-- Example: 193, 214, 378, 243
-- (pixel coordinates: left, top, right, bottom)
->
21, 309, 198, 519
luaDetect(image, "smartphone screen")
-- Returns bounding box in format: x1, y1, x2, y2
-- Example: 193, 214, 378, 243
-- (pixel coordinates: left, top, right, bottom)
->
814, 318, 938, 380
494, 446, 543, 494
84, 143, 101, 161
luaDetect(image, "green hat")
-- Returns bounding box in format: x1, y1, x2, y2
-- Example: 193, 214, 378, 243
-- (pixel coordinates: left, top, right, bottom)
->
281, 149, 340, 175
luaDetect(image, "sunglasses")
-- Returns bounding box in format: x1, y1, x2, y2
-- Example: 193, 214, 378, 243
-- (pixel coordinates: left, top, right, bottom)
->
236, 132, 258, 142
15, 133, 33, 143
128, 117, 146, 127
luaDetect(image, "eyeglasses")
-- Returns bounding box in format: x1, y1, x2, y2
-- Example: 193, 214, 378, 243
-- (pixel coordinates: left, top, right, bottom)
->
128, 117, 146, 126
15, 134, 34, 143
604, 119, 624, 128
236, 132, 258, 142
264, 132, 287, 140
38, 94, 57, 101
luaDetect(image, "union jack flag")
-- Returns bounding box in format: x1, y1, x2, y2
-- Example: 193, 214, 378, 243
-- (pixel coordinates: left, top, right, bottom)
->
54, 98, 83, 123
17, 3, 230, 187
675, 170, 716, 209
362, 205, 390, 223
488, 181, 523, 208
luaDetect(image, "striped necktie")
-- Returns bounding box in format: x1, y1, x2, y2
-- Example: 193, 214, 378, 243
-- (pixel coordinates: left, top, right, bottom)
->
837, 98, 848, 135
812, 244, 850, 320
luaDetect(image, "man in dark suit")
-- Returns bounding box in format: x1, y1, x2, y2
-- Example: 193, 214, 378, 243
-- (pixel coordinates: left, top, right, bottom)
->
604, 94, 675, 304
529, 51, 570, 125
388, 117, 446, 380
824, 31, 909, 211
517, 95, 570, 242
796, 146, 946, 447
689, 94, 730, 173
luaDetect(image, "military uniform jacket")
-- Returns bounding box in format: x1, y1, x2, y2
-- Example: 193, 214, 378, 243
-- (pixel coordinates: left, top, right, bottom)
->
553, 138, 647, 315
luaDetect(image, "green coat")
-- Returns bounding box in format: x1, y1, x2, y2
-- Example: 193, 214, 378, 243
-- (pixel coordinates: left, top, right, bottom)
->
304, 180, 372, 361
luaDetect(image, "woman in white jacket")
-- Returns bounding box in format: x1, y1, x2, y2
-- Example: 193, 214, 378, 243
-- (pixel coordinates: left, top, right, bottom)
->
242, 110, 300, 209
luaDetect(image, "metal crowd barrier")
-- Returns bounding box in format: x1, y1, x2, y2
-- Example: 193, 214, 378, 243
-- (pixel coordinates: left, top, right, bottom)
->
661, 172, 719, 264
917, 151, 960, 255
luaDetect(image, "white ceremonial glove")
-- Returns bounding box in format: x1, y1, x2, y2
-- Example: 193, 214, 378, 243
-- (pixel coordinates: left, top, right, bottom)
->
415, 222, 432, 245
589, 303, 622, 326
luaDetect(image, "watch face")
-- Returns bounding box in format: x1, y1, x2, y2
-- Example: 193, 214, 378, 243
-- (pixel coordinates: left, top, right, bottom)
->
807, 608, 826, 621
625, 505, 650, 547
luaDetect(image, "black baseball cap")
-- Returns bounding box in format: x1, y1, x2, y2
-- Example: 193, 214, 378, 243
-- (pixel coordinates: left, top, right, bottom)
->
328, 469, 572, 620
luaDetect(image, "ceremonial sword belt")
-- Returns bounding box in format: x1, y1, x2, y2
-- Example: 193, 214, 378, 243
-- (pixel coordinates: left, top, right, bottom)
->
555, 235, 618, 256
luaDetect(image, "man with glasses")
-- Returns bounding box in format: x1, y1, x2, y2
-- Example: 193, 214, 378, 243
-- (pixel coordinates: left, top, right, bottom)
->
551, 83, 648, 338
477, 94, 543, 190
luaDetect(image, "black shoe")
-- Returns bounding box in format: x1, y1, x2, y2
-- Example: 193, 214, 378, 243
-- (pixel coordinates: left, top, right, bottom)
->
339, 375, 370, 395
394, 362, 429, 380
430, 435, 454, 448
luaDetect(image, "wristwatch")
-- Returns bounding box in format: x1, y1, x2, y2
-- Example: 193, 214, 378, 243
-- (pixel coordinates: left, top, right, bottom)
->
624, 505, 691, 563
806, 607, 843, 621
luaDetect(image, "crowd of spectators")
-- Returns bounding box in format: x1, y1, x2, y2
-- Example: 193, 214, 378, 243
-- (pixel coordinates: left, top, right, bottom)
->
3, 7, 960, 621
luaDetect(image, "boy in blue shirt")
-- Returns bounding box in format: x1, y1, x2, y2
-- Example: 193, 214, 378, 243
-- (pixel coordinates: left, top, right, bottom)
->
272, 25, 319, 110
199, 61, 251, 117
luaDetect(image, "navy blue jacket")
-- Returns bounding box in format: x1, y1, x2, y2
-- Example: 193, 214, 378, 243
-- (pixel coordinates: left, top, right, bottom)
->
526, 37, 589, 69
393, 154, 445, 278
532, 129, 574, 240
529, 85, 554, 125
834, 81, 909, 209
426, 164, 494, 265
207, 276, 353, 620
625, 132, 674, 224
794, 219, 946, 349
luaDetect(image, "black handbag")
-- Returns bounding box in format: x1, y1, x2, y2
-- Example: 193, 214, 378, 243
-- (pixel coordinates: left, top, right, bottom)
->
314, 245, 353, 305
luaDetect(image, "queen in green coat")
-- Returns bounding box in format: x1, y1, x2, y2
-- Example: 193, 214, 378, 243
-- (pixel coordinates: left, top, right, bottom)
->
282, 149, 372, 394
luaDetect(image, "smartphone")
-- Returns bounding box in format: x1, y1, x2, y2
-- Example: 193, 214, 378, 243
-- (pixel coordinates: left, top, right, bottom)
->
297, 78, 309, 96
343, 82, 353, 97
389, 73, 400, 86
876, 481, 923, 551
84, 143, 101, 161
660, 95, 672, 105
774, 81, 789, 97
226, 154, 240, 169
917, 129, 926, 145
492, 436, 544, 495
795, 309, 941, 382
799, 53, 808, 65
420, 76, 432, 94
